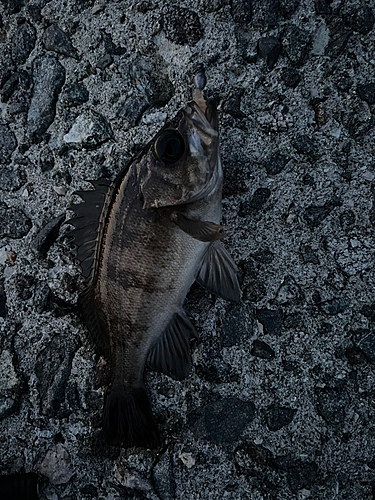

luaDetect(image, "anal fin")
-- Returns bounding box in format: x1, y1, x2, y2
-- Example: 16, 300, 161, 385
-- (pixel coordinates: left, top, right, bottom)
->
196, 240, 241, 302
147, 311, 197, 381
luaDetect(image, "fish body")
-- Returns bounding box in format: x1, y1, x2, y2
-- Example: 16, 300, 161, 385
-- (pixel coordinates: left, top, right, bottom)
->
68, 94, 240, 447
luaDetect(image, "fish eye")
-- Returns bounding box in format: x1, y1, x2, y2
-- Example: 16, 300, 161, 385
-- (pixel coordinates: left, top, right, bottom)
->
153, 130, 185, 164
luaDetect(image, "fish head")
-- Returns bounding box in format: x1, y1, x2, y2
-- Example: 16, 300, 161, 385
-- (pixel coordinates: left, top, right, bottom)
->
140, 98, 221, 209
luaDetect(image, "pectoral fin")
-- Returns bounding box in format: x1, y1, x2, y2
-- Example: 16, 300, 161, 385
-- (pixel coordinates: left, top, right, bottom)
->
196, 240, 241, 302
173, 213, 227, 242
147, 311, 198, 381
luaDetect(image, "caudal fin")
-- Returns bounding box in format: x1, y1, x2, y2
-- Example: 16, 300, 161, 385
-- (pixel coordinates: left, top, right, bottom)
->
103, 385, 160, 448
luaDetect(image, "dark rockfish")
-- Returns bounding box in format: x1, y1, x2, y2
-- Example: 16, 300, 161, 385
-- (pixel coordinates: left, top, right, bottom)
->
68, 85, 240, 448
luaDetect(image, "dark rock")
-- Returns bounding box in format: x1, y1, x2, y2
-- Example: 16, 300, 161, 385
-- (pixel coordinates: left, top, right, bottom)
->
239, 188, 271, 216
33, 215, 65, 258
0, 70, 31, 102
96, 54, 113, 70
33, 281, 51, 314
300, 244, 319, 264
258, 36, 281, 69
164, 8, 204, 46
315, 386, 350, 425
292, 134, 317, 160
25, 4, 43, 23
336, 71, 353, 92
11, 22, 36, 65
80, 484, 98, 497
281, 67, 301, 88
251, 188, 271, 209
345, 346, 366, 365
3, 0, 23, 15
63, 111, 113, 148
0, 165, 26, 192
357, 83, 375, 105
326, 29, 351, 58
235, 442, 274, 469
265, 405, 296, 431
0, 280, 7, 318
221, 304, 255, 347
315, 0, 332, 15
346, 102, 373, 139
61, 83, 89, 107
12, 274, 35, 300
222, 178, 248, 198
230, 0, 252, 25
251, 248, 274, 264
319, 297, 350, 315
118, 94, 149, 125
43, 24, 78, 59
151, 451, 176, 500
27, 56, 66, 143
302, 173, 316, 187
0, 47, 15, 87
0, 203, 32, 238
282, 26, 311, 67
47, 294, 76, 317
256, 309, 283, 336
35, 332, 80, 416
340, 210, 355, 230
352, 329, 375, 364
223, 95, 245, 119
102, 31, 126, 56
303, 203, 336, 228
279, 0, 300, 19
287, 461, 319, 492
275, 275, 305, 305
361, 304, 375, 322
0, 122, 17, 164
188, 396, 256, 444
38, 147, 55, 172
265, 154, 289, 175
343, 4, 374, 35
251, 340, 275, 360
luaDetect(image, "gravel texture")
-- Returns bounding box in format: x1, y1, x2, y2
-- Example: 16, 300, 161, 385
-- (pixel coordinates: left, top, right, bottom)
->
1, 0, 375, 499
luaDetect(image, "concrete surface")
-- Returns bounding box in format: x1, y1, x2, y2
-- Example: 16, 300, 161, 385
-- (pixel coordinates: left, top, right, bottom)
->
0, 0, 375, 498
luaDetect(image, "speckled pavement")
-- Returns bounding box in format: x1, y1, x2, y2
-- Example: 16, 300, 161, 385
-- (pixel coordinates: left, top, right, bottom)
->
1, 0, 375, 498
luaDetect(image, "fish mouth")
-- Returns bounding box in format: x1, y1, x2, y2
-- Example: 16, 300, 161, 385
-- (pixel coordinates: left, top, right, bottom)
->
184, 100, 219, 137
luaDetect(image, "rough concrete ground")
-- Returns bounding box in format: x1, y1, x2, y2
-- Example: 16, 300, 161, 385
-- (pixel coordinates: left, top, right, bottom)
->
1, 0, 375, 498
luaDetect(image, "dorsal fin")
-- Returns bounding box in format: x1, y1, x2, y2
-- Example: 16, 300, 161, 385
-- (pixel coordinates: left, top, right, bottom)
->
66, 178, 114, 357
67, 179, 113, 280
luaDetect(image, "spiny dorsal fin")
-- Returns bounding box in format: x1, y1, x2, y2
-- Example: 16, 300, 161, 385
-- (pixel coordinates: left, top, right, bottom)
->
147, 311, 198, 381
67, 179, 113, 279
196, 240, 241, 302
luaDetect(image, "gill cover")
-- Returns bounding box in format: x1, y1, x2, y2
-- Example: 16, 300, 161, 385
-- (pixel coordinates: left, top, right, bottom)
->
140, 100, 219, 209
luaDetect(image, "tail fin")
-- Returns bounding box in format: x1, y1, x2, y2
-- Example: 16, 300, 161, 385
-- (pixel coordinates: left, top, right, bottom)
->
103, 385, 160, 448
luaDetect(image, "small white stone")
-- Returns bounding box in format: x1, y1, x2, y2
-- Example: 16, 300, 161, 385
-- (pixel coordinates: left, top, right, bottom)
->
54, 186, 67, 196
363, 171, 375, 181
179, 451, 195, 468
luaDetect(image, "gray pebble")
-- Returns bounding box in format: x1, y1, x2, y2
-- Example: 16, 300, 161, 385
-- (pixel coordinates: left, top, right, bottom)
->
11, 22, 36, 65
188, 396, 256, 444
63, 110, 113, 148
27, 56, 66, 142
43, 24, 78, 59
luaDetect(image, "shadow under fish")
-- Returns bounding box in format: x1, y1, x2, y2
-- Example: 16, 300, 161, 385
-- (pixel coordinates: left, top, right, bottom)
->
67, 74, 241, 448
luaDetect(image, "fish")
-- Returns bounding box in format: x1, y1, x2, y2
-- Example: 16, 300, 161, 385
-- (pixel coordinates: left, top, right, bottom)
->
67, 75, 241, 448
